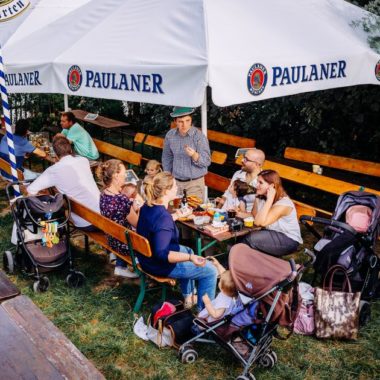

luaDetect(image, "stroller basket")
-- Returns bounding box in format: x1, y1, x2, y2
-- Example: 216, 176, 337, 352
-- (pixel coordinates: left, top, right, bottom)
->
26, 240, 67, 265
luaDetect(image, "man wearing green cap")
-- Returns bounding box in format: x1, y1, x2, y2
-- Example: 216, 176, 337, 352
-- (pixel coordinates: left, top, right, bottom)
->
162, 107, 211, 200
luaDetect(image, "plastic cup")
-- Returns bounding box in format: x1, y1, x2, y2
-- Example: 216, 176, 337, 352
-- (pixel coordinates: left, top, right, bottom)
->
244, 217, 254, 228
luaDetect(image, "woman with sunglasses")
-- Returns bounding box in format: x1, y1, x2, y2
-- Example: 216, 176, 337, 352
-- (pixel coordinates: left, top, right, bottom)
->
240, 169, 302, 257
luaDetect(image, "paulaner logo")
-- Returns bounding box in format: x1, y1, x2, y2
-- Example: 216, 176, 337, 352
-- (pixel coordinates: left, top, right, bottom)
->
247, 60, 347, 96
67, 65, 83, 92
375, 60, 380, 82
0, 0, 30, 22
247, 63, 268, 96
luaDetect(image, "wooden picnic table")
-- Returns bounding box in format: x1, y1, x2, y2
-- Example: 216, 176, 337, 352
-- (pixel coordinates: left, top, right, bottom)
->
0, 270, 20, 303
0, 295, 105, 380
72, 109, 131, 146
177, 219, 256, 256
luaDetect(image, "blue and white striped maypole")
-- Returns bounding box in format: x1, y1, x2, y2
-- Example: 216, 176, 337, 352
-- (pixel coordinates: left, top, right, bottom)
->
0, 45, 20, 196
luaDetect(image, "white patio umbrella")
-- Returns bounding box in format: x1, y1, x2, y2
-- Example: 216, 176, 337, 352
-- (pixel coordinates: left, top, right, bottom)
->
3, 0, 379, 109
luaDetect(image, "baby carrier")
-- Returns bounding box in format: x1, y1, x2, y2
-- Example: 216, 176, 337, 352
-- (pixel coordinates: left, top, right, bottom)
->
178, 244, 314, 380
3, 181, 85, 292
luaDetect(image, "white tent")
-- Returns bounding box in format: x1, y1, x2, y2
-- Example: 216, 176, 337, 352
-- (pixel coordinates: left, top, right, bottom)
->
3, 0, 380, 108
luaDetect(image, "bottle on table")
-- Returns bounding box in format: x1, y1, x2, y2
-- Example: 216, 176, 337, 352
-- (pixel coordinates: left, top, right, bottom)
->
181, 189, 188, 209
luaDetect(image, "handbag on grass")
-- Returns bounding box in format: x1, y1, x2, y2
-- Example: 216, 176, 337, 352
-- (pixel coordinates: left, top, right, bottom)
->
147, 299, 194, 348
314, 265, 360, 340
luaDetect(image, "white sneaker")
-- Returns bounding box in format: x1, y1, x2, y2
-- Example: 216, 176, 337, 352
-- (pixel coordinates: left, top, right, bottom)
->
114, 266, 139, 278
109, 252, 117, 265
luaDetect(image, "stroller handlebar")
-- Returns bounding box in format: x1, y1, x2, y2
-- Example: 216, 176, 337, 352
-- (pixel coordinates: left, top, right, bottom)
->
299, 215, 358, 236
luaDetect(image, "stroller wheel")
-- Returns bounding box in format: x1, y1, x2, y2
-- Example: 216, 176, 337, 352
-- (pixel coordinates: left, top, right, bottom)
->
359, 300, 371, 327
236, 374, 256, 380
259, 352, 276, 369
33, 276, 50, 293
3, 250, 15, 274
268, 350, 278, 364
180, 347, 198, 364
66, 271, 86, 288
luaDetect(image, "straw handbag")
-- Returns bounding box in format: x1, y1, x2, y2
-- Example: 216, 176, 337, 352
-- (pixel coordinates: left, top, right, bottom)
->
314, 265, 360, 340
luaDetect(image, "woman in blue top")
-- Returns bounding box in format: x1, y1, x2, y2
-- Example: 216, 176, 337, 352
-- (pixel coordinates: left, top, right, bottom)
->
137, 172, 217, 309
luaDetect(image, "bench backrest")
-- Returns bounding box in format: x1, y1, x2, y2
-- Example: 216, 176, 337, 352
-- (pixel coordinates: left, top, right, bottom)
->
169, 121, 256, 148
0, 157, 24, 180
69, 198, 128, 244
127, 229, 152, 258
93, 138, 142, 167
284, 147, 380, 177
134, 133, 227, 165
205, 171, 230, 193
235, 156, 380, 197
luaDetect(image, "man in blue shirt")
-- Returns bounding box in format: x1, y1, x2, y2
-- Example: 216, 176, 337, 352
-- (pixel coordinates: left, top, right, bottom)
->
0, 119, 46, 180
162, 107, 211, 201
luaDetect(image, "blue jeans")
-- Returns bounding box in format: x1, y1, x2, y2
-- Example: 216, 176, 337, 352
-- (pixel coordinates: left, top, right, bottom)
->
169, 245, 218, 310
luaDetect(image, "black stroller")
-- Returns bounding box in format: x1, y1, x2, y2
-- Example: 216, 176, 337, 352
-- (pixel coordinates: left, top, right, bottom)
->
3, 181, 85, 292
178, 244, 315, 380
300, 191, 380, 324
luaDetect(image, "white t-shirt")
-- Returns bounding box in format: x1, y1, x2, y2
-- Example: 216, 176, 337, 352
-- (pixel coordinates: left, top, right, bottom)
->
27, 155, 100, 227
223, 170, 257, 212
256, 196, 303, 244
198, 292, 236, 323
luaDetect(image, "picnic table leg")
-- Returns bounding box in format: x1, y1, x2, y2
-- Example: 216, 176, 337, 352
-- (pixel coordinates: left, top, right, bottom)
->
161, 284, 167, 301
195, 231, 218, 256
133, 274, 146, 313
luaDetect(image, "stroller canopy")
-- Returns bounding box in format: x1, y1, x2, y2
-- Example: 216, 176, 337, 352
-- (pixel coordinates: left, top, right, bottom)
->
229, 244, 293, 298
333, 191, 380, 239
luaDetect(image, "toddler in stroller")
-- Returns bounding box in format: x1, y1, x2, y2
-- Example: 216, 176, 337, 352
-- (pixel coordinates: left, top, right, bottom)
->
3, 181, 85, 292
179, 244, 314, 380
300, 191, 380, 324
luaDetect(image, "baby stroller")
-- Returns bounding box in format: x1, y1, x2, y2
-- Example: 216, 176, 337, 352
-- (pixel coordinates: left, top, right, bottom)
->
178, 244, 315, 380
3, 181, 85, 292
300, 191, 380, 324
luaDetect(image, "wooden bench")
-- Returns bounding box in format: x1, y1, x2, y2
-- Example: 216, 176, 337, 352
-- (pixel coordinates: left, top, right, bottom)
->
93, 138, 142, 168
69, 199, 175, 313
170, 121, 256, 149
0, 295, 105, 380
284, 147, 380, 177
0, 157, 24, 181
133, 132, 228, 165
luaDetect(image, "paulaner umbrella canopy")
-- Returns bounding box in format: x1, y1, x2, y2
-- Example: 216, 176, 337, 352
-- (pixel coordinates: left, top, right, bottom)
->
3, 0, 380, 107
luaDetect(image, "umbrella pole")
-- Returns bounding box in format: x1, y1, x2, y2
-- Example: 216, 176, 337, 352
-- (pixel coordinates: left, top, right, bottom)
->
64, 94, 69, 111
0, 46, 20, 196
201, 90, 208, 202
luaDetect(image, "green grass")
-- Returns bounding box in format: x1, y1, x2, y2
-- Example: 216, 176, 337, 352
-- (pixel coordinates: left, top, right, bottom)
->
0, 190, 379, 379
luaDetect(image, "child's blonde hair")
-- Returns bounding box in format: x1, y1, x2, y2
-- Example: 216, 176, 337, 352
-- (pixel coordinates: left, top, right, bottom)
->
219, 270, 237, 297
145, 159, 162, 174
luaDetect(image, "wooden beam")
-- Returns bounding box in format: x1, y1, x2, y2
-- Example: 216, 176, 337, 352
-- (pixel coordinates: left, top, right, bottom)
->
0, 157, 24, 180
284, 147, 380, 177
262, 160, 380, 196
69, 199, 128, 244
211, 151, 227, 165
205, 172, 230, 193
93, 138, 142, 166
169, 122, 255, 148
